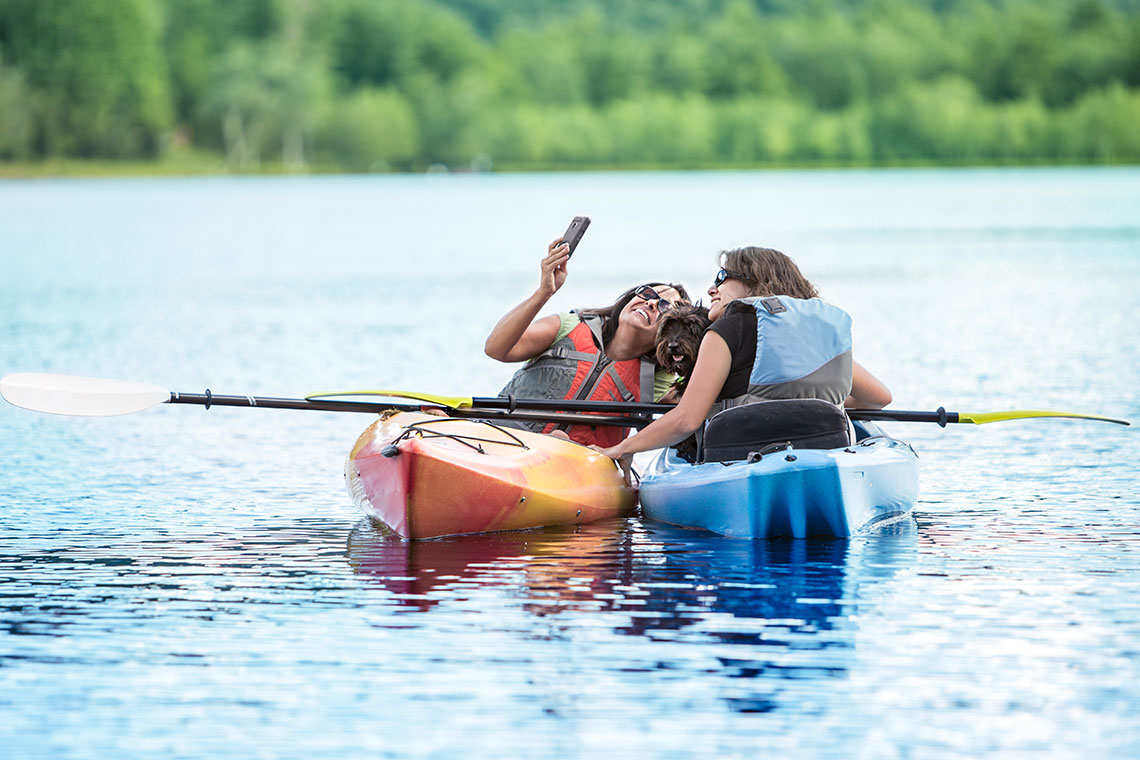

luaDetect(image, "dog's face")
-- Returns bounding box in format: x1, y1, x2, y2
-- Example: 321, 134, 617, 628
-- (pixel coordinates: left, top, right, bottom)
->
655, 303, 710, 381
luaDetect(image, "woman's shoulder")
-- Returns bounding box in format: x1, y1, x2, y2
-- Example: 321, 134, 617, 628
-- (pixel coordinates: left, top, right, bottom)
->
551, 312, 582, 344
711, 300, 758, 332
724, 300, 758, 317
708, 301, 757, 353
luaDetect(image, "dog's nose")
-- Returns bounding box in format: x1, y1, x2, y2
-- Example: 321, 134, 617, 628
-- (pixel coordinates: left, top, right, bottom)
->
667, 342, 680, 353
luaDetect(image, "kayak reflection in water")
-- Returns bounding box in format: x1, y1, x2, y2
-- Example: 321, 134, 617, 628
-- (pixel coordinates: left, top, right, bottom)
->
484, 232, 690, 449
598, 246, 893, 464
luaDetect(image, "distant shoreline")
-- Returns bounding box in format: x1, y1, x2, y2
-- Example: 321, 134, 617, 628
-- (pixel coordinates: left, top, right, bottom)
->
2, 154, 1134, 179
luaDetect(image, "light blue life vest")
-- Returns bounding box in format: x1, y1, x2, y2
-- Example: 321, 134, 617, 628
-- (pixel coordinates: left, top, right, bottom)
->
712, 295, 853, 416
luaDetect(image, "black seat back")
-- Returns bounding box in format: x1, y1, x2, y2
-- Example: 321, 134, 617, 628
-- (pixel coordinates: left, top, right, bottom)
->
701, 399, 851, 463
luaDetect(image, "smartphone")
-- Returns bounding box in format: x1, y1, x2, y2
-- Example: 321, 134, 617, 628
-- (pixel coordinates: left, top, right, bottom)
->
560, 216, 591, 256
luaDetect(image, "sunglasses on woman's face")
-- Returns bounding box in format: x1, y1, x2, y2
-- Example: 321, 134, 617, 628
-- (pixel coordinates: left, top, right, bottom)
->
712, 269, 751, 288
633, 285, 676, 311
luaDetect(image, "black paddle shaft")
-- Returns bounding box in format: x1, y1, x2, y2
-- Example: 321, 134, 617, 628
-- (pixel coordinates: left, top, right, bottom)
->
167, 392, 653, 428
466, 396, 960, 425
170, 392, 967, 428
847, 406, 959, 426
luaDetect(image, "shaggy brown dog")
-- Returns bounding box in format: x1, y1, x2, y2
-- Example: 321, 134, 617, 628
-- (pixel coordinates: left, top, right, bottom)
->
655, 303, 711, 462
656, 303, 711, 394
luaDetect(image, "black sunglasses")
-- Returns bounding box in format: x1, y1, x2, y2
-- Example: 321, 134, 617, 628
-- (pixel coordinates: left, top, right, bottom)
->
633, 285, 676, 311
712, 268, 753, 288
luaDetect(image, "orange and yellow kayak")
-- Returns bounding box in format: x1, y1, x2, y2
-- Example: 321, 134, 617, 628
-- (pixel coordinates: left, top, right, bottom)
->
345, 412, 636, 539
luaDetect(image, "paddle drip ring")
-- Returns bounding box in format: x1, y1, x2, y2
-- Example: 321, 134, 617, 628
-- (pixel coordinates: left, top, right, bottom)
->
204, 389, 212, 410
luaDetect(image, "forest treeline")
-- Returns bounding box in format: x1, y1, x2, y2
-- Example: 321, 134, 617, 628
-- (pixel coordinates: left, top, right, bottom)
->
1, 0, 1139, 171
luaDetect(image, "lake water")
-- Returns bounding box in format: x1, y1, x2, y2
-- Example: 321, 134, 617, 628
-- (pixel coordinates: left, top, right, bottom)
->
2, 168, 1139, 758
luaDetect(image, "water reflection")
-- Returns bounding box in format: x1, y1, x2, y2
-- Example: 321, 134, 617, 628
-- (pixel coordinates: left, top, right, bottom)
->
346, 516, 918, 711
345, 518, 638, 612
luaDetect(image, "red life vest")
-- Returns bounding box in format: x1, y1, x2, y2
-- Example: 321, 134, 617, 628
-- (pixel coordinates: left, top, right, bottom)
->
498, 315, 656, 448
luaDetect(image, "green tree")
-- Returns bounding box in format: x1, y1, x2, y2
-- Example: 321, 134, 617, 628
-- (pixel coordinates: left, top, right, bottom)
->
1, 0, 172, 158
771, 11, 868, 109
164, 0, 289, 127
329, 0, 483, 90
197, 40, 327, 169
569, 9, 652, 105
490, 28, 586, 105
853, 0, 953, 100
6, 0, 1140, 170
870, 76, 993, 163
702, 1, 786, 99
1064, 82, 1140, 162
319, 87, 419, 170
649, 30, 710, 95
795, 106, 872, 163
989, 97, 1051, 162
0, 57, 32, 158
1043, 0, 1132, 106
712, 97, 813, 163
605, 94, 716, 164
960, 2, 1061, 103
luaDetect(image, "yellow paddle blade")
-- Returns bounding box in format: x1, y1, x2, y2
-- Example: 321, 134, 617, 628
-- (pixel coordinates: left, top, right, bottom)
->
958, 409, 1130, 426
304, 389, 474, 409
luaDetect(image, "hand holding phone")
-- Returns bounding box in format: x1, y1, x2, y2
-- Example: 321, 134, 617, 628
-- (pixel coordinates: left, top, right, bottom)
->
559, 216, 590, 257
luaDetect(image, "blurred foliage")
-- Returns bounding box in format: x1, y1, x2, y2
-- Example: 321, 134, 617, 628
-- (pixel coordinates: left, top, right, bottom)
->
1, 0, 1139, 171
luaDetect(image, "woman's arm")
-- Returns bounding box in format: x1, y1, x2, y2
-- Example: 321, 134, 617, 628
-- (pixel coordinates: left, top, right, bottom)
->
484, 240, 570, 362
600, 332, 733, 459
844, 360, 892, 409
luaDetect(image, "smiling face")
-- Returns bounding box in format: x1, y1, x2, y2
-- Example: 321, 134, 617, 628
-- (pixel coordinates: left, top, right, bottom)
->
619, 284, 684, 340
707, 276, 753, 321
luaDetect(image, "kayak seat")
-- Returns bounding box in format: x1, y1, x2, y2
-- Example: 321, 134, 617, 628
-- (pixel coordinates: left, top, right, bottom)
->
701, 399, 852, 463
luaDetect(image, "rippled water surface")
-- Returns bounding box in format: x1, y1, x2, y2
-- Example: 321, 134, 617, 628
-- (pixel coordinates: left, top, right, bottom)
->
2, 169, 1139, 758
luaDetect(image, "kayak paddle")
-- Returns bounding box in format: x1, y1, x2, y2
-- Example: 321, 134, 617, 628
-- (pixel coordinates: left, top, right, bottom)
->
5, 374, 1128, 428
306, 389, 1130, 427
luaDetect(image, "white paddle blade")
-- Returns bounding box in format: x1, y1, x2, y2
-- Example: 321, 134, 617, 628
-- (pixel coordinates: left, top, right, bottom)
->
0, 373, 171, 416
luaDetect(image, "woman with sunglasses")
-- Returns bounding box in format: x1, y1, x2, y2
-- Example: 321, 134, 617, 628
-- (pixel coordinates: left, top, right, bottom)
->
598, 246, 891, 462
485, 236, 691, 448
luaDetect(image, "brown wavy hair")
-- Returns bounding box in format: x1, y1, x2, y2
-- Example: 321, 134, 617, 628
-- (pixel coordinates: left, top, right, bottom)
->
718, 247, 819, 300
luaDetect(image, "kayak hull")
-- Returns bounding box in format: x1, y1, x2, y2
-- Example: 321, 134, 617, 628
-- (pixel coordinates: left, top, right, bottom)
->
346, 412, 636, 539
638, 437, 918, 538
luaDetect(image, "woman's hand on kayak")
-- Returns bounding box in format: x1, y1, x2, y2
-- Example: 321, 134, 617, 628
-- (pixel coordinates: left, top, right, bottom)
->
538, 238, 570, 298
594, 445, 635, 486
595, 444, 631, 467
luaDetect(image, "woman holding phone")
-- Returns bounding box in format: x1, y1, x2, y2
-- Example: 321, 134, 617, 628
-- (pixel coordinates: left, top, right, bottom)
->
485, 233, 691, 448
596, 245, 891, 463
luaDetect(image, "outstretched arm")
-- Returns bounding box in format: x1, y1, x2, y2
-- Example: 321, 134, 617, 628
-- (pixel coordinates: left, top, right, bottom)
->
484, 239, 570, 362
845, 360, 892, 409
600, 332, 733, 459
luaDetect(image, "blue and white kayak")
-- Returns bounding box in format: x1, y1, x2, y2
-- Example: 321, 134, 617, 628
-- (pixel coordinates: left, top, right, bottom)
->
638, 427, 918, 539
